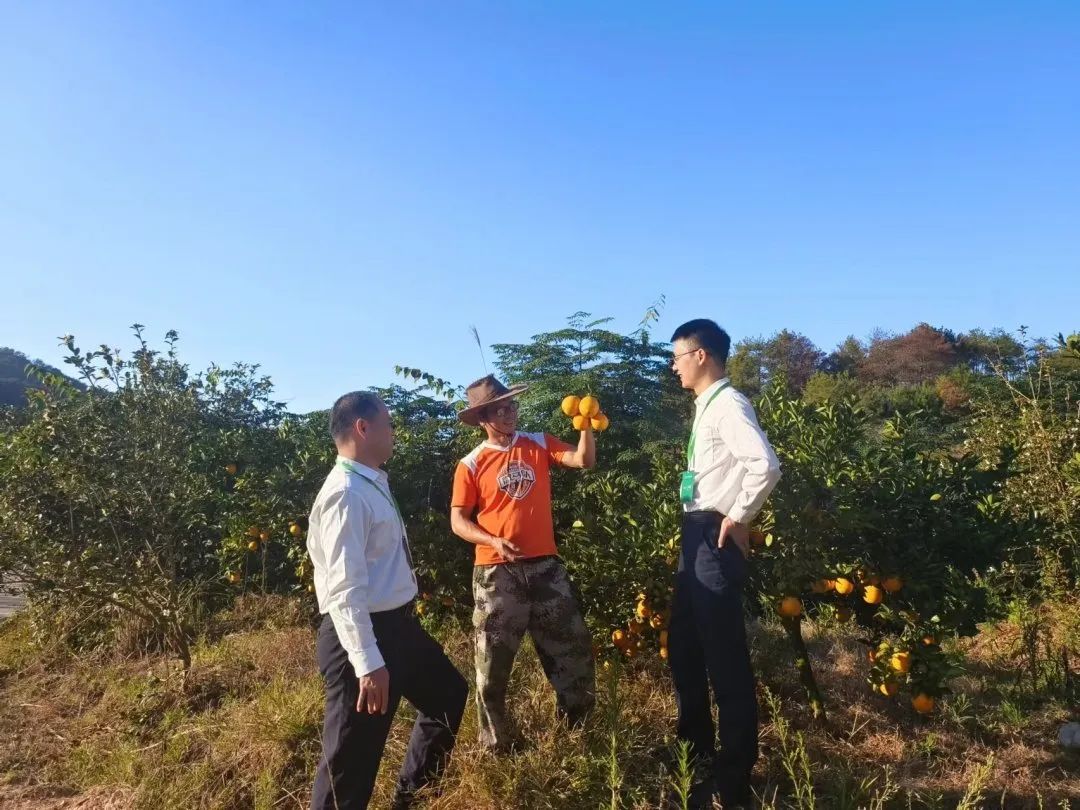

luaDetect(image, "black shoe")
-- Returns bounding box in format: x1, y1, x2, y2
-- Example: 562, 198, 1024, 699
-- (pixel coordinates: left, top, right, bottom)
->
716, 784, 753, 809
651, 742, 715, 775
480, 735, 525, 756
688, 775, 719, 810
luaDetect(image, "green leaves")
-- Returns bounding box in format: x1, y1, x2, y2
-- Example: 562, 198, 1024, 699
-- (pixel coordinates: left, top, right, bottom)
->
393, 367, 459, 400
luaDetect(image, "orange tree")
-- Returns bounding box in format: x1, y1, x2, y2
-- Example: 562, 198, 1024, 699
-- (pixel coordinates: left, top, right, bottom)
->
0, 327, 288, 668
214, 408, 332, 596
750, 379, 1011, 717
963, 332, 1080, 592
558, 463, 682, 664
552, 373, 1014, 719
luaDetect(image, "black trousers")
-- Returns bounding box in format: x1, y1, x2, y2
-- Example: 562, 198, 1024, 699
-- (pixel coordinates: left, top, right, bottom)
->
311, 605, 468, 810
668, 511, 758, 804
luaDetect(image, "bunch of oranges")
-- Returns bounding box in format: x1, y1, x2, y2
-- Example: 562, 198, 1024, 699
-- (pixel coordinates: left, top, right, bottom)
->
561, 395, 610, 432
609, 592, 670, 662
866, 638, 936, 714
225, 519, 307, 587
814, 571, 903, 605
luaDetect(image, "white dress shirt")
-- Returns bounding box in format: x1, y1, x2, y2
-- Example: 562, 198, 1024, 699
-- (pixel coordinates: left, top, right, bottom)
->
307, 457, 418, 677
686, 377, 782, 523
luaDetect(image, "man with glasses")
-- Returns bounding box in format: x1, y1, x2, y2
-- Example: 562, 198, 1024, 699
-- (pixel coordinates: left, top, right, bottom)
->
449, 374, 596, 752
667, 319, 782, 809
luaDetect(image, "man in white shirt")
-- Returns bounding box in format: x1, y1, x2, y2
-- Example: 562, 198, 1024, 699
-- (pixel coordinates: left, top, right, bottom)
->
668, 319, 781, 809
308, 391, 467, 810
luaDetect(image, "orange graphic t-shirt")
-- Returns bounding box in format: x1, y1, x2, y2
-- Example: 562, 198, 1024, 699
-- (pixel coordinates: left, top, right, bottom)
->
451, 431, 577, 566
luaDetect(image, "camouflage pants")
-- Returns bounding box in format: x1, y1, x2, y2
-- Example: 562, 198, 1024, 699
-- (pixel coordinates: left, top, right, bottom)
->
472, 555, 595, 750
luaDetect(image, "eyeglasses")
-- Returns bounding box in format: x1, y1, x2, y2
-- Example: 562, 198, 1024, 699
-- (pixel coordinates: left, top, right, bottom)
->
671, 346, 704, 363
488, 401, 519, 419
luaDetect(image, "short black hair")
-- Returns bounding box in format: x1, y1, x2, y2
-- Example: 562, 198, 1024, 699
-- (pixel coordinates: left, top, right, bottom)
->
671, 319, 731, 365
329, 391, 382, 441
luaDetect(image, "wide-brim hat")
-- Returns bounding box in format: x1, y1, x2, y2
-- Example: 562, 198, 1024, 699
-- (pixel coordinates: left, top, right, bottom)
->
458, 374, 529, 426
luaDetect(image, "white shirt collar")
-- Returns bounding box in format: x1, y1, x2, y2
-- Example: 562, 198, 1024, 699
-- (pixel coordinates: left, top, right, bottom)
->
482, 432, 519, 451
336, 456, 386, 482
695, 377, 732, 408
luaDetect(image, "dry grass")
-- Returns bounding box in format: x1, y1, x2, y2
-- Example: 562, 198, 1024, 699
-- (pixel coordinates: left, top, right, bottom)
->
0, 596, 1077, 809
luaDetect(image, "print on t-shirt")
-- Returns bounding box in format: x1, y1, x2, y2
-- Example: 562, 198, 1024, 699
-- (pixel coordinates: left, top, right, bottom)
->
497, 460, 536, 500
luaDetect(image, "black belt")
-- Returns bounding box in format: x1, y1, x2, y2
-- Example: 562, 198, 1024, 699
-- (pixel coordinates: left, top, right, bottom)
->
320, 599, 415, 623
683, 510, 725, 523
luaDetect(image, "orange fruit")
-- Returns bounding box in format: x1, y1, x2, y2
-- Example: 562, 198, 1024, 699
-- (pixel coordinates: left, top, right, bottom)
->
289, 523, 302, 537
247, 540, 259, 552
635, 601, 652, 620
246, 526, 260, 538
561, 395, 581, 416
659, 647, 669, 660
890, 652, 912, 674
922, 635, 936, 646
572, 414, 590, 431
863, 585, 883, 605
834, 577, 855, 596
878, 680, 899, 697
882, 576, 903, 593
259, 531, 269, 542
578, 396, 601, 418
225, 463, 238, 475
612, 629, 626, 645
591, 413, 610, 432
778, 596, 803, 618
912, 693, 935, 714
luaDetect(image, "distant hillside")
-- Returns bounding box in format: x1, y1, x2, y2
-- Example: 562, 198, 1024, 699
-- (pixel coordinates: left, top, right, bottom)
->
0, 347, 83, 408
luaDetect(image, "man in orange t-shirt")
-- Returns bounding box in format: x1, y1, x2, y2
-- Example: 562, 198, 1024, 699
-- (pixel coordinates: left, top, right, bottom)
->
450, 375, 596, 751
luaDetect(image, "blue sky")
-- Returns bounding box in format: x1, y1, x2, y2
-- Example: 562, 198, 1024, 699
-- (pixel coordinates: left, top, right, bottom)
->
3, 2, 1077, 413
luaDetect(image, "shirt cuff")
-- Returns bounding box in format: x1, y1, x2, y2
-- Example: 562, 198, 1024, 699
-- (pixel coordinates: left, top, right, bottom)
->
726, 504, 753, 525
348, 645, 386, 678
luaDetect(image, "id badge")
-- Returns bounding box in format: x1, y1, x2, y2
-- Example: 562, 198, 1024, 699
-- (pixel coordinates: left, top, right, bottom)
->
679, 470, 696, 504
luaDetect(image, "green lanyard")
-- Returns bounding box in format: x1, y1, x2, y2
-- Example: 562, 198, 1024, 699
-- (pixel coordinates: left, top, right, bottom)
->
686, 381, 731, 466
338, 460, 406, 537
